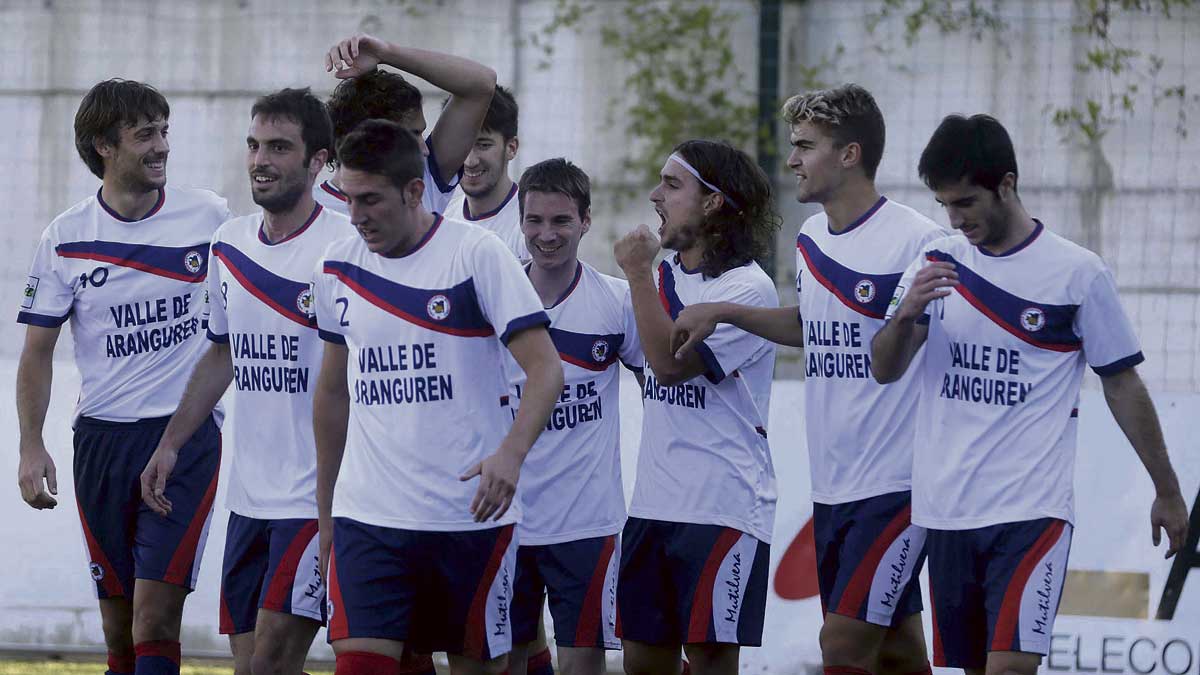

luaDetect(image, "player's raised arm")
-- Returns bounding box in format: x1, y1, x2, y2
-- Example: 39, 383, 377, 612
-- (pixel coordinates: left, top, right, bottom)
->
870, 260, 957, 383
326, 34, 495, 187
672, 302, 805, 359
312, 341, 350, 579
16, 324, 61, 510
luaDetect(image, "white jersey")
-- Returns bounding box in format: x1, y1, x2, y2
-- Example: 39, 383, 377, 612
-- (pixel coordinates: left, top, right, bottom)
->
208, 204, 351, 519
629, 255, 779, 543
505, 262, 643, 545
18, 186, 231, 422
313, 137, 460, 217
446, 184, 529, 263
796, 197, 945, 504
313, 215, 550, 531
887, 222, 1143, 529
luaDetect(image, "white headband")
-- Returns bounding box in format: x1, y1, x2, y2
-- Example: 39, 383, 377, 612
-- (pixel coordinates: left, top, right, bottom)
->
668, 153, 741, 210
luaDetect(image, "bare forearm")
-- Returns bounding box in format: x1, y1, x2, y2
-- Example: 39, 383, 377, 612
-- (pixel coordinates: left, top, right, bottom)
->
627, 270, 682, 376
159, 344, 233, 450
1104, 371, 1181, 497
506, 358, 563, 455
871, 318, 921, 384
16, 348, 53, 446
722, 303, 805, 348
313, 387, 349, 524
379, 44, 495, 100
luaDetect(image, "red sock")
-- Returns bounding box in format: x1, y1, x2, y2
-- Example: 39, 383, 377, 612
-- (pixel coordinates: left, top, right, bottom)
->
337, 651, 403, 675
133, 640, 180, 675
824, 667, 873, 675
107, 650, 135, 675
528, 647, 555, 675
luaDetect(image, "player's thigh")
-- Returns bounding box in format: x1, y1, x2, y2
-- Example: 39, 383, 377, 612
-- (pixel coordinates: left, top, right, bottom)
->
878, 612, 930, 674
623, 640, 683, 675
555, 645, 605, 675
251, 608, 321, 673
97, 596, 133, 651
819, 612, 889, 667
227, 631, 254, 675
507, 642, 531, 675
682, 642, 740, 675
985, 650, 1041, 675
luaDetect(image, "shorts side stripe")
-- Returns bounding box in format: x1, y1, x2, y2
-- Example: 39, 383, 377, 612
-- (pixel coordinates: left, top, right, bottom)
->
990, 520, 1066, 651
263, 520, 320, 612
464, 526, 516, 660
686, 528, 742, 643
76, 500, 124, 598
929, 579, 945, 666
575, 535, 617, 647
327, 548, 348, 640
163, 448, 221, 586
219, 587, 237, 634
834, 503, 912, 618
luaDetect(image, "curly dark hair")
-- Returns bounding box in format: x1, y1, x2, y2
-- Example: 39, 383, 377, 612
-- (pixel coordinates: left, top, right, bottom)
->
672, 140, 780, 278
326, 70, 423, 164
74, 79, 169, 179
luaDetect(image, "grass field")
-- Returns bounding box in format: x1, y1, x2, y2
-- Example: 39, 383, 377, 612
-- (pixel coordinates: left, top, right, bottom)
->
0, 663, 334, 675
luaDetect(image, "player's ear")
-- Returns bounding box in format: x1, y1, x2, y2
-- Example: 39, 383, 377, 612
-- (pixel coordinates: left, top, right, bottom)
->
702, 192, 724, 216
505, 136, 519, 162
403, 177, 426, 208
998, 172, 1018, 201
580, 208, 591, 236
841, 141, 862, 170
93, 135, 115, 160
310, 148, 330, 174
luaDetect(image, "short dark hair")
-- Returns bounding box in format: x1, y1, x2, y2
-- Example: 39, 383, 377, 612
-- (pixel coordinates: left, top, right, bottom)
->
74, 79, 170, 179
672, 140, 780, 278
518, 158, 590, 220
326, 70, 423, 161
336, 119, 425, 191
250, 87, 334, 164
781, 83, 886, 180
918, 114, 1019, 193
483, 85, 519, 140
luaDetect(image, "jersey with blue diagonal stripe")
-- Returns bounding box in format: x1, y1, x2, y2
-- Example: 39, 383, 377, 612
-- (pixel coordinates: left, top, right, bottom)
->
504, 261, 643, 545
18, 186, 231, 422
312, 215, 550, 531
629, 255, 779, 543
887, 221, 1143, 529
207, 203, 351, 520
445, 184, 529, 263
796, 197, 944, 504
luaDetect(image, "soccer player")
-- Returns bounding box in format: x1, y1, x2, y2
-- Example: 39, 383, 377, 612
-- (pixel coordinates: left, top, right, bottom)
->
445, 85, 527, 262
503, 158, 643, 675
613, 140, 780, 675
871, 114, 1190, 675
316, 33, 495, 219
670, 85, 941, 675
138, 88, 345, 675
311, 120, 564, 675
15, 79, 230, 675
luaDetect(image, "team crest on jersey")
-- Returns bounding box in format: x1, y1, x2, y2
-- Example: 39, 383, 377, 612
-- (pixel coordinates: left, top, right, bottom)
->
89, 562, 104, 581
591, 339, 610, 362
426, 294, 451, 321
183, 250, 204, 274
1020, 307, 1046, 332
854, 279, 876, 303
21, 276, 39, 309
297, 287, 314, 317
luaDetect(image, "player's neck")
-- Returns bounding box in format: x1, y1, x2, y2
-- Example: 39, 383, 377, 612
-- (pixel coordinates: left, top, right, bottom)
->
262, 193, 320, 244
383, 210, 438, 258
822, 181, 881, 234
528, 258, 580, 308
981, 206, 1037, 256
466, 174, 514, 217
99, 180, 161, 221
677, 246, 704, 272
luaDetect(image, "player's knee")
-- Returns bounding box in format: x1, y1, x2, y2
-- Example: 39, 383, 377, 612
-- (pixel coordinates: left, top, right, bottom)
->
481, 653, 509, 675
131, 601, 182, 643
250, 647, 287, 675
819, 619, 878, 669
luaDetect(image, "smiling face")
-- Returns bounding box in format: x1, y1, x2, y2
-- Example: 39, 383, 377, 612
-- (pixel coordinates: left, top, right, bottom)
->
340, 167, 424, 257
648, 158, 715, 253
786, 120, 847, 205
933, 175, 1014, 248
521, 190, 589, 273
100, 116, 169, 192
461, 130, 516, 199
246, 114, 319, 213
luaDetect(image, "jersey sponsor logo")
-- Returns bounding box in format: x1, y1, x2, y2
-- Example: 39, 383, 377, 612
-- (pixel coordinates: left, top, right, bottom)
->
591, 339, 610, 362
21, 276, 39, 309
854, 279, 876, 303
297, 287, 315, 317
426, 294, 451, 321
1020, 307, 1046, 332
184, 250, 204, 274
89, 562, 104, 581
889, 284, 905, 309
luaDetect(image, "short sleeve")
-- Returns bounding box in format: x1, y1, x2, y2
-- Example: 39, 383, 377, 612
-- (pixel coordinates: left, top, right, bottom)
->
311, 254, 346, 345
17, 231, 74, 327
618, 285, 645, 373
1075, 267, 1143, 376
205, 238, 228, 343
885, 251, 931, 325
468, 232, 549, 345
694, 281, 774, 385
423, 137, 463, 214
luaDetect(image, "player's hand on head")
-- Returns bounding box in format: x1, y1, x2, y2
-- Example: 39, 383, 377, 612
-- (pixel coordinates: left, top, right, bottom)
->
672, 304, 720, 360
1151, 491, 1190, 558
895, 261, 958, 323
460, 446, 522, 522
139, 446, 178, 517
613, 225, 661, 275
325, 33, 385, 78
17, 440, 58, 510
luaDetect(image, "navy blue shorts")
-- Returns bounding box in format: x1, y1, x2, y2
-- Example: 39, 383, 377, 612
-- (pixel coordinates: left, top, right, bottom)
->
219, 513, 325, 634
512, 534, 619, 649
813, 490, 927, 627
616, 517, 769, 647
73, 414, 221, 599
926, 518, 1073, 668
326, 517, 517, 660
